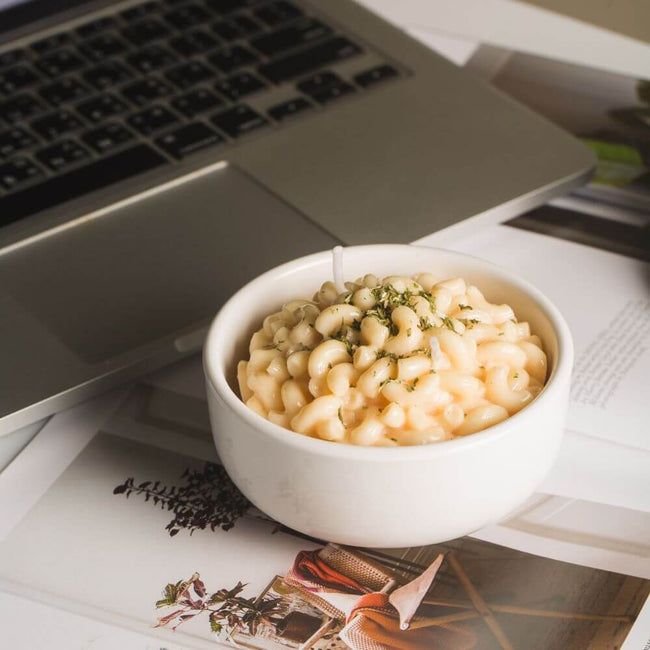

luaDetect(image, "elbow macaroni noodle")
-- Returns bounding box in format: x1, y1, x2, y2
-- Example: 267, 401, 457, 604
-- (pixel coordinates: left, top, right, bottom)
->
238, 273, 547, 446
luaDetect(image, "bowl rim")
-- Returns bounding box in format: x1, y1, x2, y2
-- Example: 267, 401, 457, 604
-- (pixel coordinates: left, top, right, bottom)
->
204, 244, 573, 461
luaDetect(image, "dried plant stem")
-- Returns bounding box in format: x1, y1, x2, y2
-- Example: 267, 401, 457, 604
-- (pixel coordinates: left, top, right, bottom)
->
447, 551, 514, 650
489, 606, 634, 623
408, 611, 480, 629
421, 597, 635, 622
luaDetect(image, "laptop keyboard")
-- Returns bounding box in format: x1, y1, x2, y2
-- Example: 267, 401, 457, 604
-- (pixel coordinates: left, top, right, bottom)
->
0, 0, 402, 227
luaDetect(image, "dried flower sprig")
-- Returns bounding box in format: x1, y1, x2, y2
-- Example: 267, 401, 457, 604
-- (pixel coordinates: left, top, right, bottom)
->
155, 573, 286, 637
113, 463, 251, 536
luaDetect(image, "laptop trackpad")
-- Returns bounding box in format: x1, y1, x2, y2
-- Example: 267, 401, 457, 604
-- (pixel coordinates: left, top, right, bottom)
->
2, 165, 339, 363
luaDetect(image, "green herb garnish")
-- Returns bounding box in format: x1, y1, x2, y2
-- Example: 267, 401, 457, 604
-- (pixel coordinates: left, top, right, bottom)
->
440, 316, 457, 333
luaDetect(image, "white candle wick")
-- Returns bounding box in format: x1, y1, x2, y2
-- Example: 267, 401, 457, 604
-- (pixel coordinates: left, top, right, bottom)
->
429, 336, 441, 367
332, 245, 344, 292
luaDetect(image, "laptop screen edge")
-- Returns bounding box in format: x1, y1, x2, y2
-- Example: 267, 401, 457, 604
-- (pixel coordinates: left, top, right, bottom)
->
0, 0, 99, 39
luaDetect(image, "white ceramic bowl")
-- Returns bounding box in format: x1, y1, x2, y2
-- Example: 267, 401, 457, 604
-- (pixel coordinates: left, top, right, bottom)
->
204, 245, 573, 548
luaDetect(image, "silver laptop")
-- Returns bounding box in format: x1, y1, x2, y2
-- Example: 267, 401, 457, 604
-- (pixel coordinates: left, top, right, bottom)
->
0, 0, 595, 434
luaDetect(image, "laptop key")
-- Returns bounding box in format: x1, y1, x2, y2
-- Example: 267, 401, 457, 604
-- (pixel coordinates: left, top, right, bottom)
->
251, 18, 332, 57
155, 122, 224, 158
122, 77, 174, 106
164, 3, 211, 29
35, 139, 90, 171
83, 61, 133, 90
210, 103, 268, 138
0, 157, 44, 192
75, 94, 129, 122
0, 94, 47, 123
165, 61, 214, 89
120, 1, 161, 22
205, 0, 260, 15
258, 37, 362, 84
0, 126, 38, 158
82, 122, 135, 153
40, 78, 92, 106
308, 80, 355, 105
208, 45, 258, 74
296, 71, 341, 95
31, 110, 84, 140
127, 45, 178, 73
231, 15, 262, 36
211, 20, 243, 41
78, 34, 130, 61
169, 30, 217, 57
267, 96, 312, 121
171, 87, 224, 116
253, 1, 302, 27
128, 104, 179, 135
36, 49, 86, 77
0, 49, 26, 68
31, 33, 72, 54
215, 71, 266, 100
122, 19, 170, 46
0, 65, 41, 94
354, 64, 399, 88
0, 144, 167, 224
76, 16, 118, 38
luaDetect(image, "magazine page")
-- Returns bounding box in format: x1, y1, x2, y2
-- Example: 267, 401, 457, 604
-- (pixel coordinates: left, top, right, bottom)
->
0, 591, 189, 650
418, 198, 650, 458
0, 376, 649, 650
539, 428, 650, 514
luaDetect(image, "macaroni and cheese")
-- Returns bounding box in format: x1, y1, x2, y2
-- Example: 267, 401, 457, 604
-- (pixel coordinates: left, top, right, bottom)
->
237, 273, 547, 446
